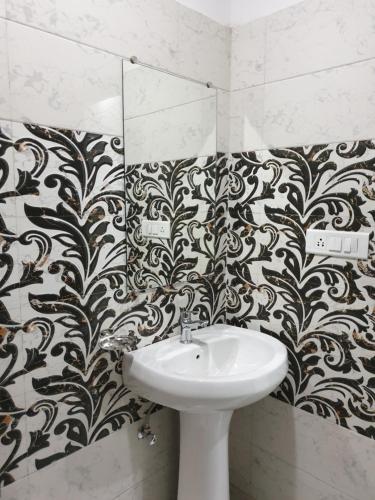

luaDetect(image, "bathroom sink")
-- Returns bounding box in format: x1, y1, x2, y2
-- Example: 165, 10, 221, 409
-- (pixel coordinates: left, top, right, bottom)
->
123, 324, 287, 500
123, 324, 287, 412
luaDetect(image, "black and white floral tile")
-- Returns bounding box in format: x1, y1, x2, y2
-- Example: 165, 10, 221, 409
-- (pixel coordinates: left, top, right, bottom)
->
3, 116, 375, 490
226, 141, 375, 439
126, 156, 216, 290
0, 120, 223, 487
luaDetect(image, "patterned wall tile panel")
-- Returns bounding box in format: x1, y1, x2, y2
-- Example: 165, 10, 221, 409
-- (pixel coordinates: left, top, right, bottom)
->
126, 157, 216, 290
226, 141, 375, 439
0, 120, 222, 487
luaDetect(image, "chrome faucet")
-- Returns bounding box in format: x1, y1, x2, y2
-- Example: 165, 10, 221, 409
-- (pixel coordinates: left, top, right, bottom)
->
180, 309, 208, 344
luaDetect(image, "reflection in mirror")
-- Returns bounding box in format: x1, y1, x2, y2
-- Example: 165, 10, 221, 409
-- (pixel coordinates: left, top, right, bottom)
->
123, 61, 217, 291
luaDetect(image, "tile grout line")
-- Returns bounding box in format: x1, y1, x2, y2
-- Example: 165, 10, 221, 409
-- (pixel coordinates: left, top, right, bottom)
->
125, 94, 215, 122
0, 16, 231, 92
238, 439, 360, 500
228, 134, 375, 156
269, 396, 375, 448
230, 53, 375, 94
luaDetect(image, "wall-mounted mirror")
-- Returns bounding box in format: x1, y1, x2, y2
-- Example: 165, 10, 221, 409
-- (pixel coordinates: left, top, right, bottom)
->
123, 61, 217, 291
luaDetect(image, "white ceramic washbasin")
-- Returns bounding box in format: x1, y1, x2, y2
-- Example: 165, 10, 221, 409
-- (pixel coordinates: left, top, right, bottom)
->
123, 324, 288, 500
123, 324, 287, 412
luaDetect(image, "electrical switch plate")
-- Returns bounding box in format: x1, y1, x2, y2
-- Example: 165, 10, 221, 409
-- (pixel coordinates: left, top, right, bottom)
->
306, 229, 369, 259
141, 220, 171, 239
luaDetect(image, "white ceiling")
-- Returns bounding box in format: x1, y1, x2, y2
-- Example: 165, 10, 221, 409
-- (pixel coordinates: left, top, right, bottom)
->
176, 0, 304, 26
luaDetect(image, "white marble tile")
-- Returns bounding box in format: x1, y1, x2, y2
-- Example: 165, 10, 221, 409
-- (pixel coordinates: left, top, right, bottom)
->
53, 0, 179, 74
231, 396, 375, 500
7, 22, 122, 135
176, 2, 231, 90
229, 86, 265, 154
231, 18, 265, 91
217, 90, 230, 153
2, 408, 178, 500
123, 60, 215, 120
0, 120, 16, 218
1, 473, 29, 500
263, 58, 375, 149
5, 0, 56, 31
125, 96, 216, 164
265, 0, 375, 83
233, 485, 255, 500
116, 462, 178, 500
0, 0, 5, 17
0, 19, 10, 120
230, 438, 357, 500
230, 484, 254, 500
5, 0, 230, 91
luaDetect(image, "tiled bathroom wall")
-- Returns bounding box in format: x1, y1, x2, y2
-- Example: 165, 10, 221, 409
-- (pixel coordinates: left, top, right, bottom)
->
228, 1, 375, 499
0, 1, 230, 499
2, 1, 375, 499
126, 156, 217, 289
123, 62, 218, 291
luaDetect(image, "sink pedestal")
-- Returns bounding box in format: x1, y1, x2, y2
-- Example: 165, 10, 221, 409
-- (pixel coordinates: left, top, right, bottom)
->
178, 410, 233, 500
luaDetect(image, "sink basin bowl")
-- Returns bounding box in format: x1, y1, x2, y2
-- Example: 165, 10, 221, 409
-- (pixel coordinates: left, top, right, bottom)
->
122, 324, 288, 500
123, 324, 287, 412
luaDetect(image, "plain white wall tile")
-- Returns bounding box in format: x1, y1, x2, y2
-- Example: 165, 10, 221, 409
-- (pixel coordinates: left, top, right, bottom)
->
0, 19, 10, 120
217, 89, 230, 152
2, 409, 178, 500
5, 0, 230, 88
0, 474, 30, 500
265, 0, 375, 83
263, 59, 375, 149
5, 0, 57, 31
231, 17, 265, 91
53, 0, 180, 74
6, 0, 179, 73
229, 85, 265, 153
230, 484, 255, 500
125, 96, 216, 164
176, 3, 231, 90
0, 0, 5, 17
231, 397, 375, 500
230, 438, 357, 500
116, 463, 178, 500
7, 22, 122, 135
123, 60, 215, 119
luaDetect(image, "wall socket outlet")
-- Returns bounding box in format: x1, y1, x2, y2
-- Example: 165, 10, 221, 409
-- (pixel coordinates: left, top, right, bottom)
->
141, 220, 171, 239
306, 229, 369, 259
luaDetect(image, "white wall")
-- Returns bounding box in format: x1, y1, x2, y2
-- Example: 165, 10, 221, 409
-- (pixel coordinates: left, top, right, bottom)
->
230, 397, 375, 500
1, 0, 230, 139
176, 0, 231, 26
230, 0, 305, 25
123, 61, 217, 164
230, 0, 375, 151
3, 409, 179, 500
228, 1, 375, 498
176, 0, 305, 26
0, 1, 229, 498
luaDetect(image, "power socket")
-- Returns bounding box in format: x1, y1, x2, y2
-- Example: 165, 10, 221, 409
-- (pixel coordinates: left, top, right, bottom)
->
306, 229, 369, 259
141, 220, 171, 239
315, 235, 326, 249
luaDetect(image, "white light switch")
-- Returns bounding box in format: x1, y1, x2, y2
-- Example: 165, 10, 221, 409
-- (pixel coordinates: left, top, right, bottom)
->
343, 238, 351, 253
306, 229, 369, 259
141, 219, 171, 239
328, 237, 341, 252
